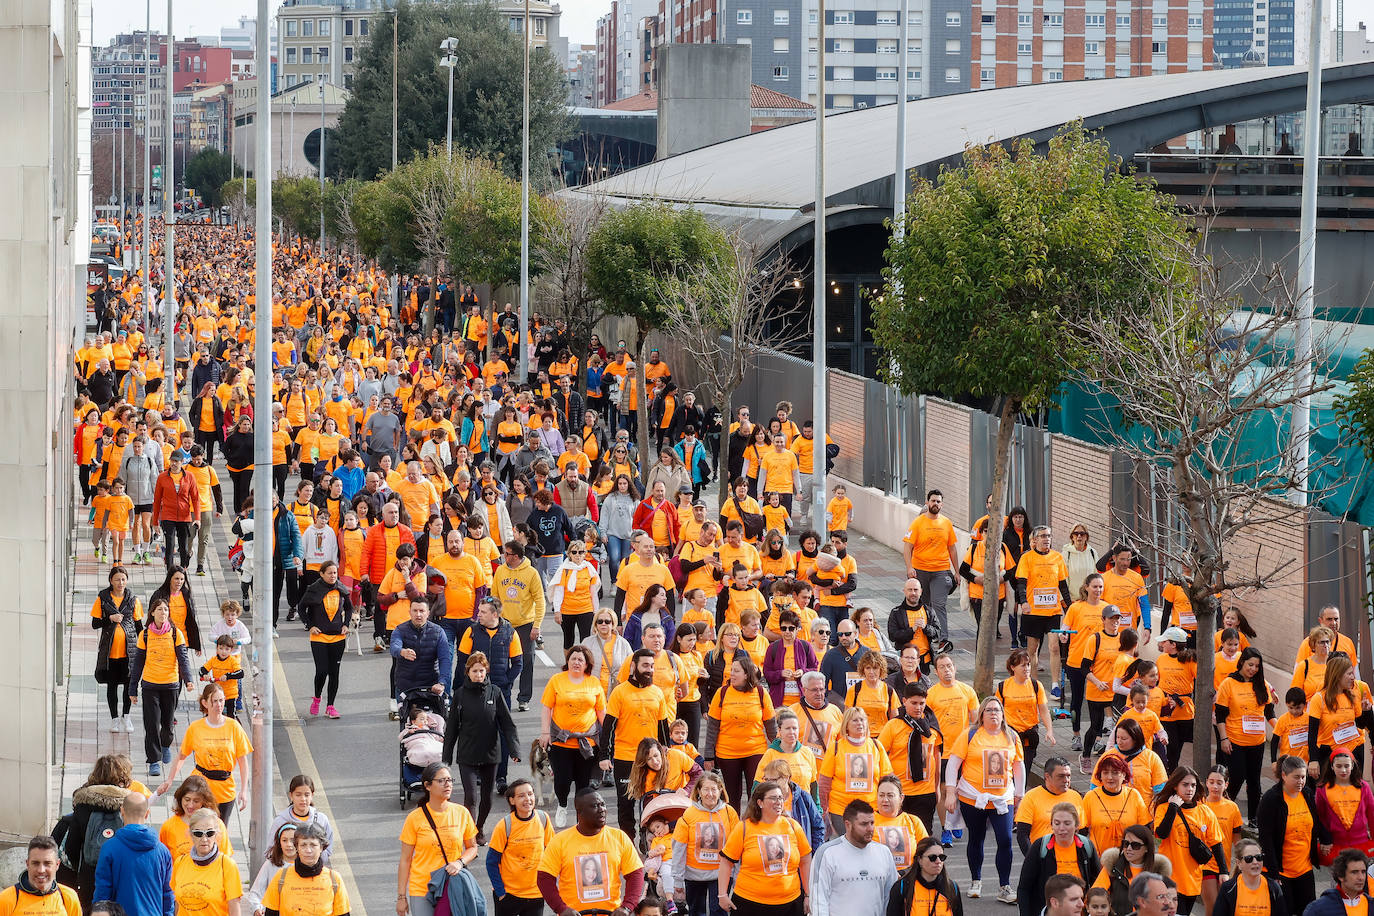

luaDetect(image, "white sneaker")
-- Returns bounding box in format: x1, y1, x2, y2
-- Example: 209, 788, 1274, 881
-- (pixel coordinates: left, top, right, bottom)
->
968, 880, 981, 899
109, 717, 121, 733
555, 805, 568, 828
997, 886, 1017, 905
124, 714, 135, 733
389, 699, 399, 714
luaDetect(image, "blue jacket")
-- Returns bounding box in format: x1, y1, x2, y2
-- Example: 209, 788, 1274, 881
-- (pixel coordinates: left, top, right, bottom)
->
335, 465, 365, 502
427, 861, 487, 916
391, 620, 454, 697
674, 438, 712, 485
92, 823, 174, 916
270, 506, 304, 565
1304, 887, 1369, 916
457, 620, 522, 693
789, 783, 826, 850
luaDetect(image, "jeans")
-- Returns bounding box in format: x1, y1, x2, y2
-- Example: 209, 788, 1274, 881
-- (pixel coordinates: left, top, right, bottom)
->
607, 536, 632, 578
161, 520, 192, 569
513, 622, 535, 705
140, 682, 179, 764
959, 800, 1014, 885
914, 568, 954, 636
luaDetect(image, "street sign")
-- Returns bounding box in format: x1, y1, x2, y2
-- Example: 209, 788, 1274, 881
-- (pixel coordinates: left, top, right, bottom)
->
152, 165, 162, 187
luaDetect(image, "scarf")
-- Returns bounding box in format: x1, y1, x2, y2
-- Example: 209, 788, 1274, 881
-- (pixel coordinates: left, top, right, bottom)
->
558, 558, 592, 593
903, 711, 938, 783
191, 846, 220, 865
148, 620, 171, 636
295, 857, 325, 879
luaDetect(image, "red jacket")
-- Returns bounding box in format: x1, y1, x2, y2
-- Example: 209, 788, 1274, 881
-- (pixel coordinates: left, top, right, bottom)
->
151, 468, 201, 524
361, 520, 416, 582
632, 498, 680, 545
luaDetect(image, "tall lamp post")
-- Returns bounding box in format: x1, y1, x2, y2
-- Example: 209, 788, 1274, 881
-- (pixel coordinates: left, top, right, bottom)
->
1291, 0, 1323, 505
440, 37, 458, 160
163, 0, 176, 407
318, 74, 326, 251
518, 0, 531, 381
142, 1, 152, 330
810, 0, 828, 535
392, 6, 399, 170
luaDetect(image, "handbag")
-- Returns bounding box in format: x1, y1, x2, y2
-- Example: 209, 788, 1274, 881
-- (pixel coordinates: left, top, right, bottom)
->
1177, 806, 1212, 864
732, 496, 765, 541
667, 555, 687, 591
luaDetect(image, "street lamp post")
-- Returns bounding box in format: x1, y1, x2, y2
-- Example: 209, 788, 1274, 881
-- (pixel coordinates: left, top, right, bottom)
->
164, 0, 176, 408
440, 37, 458, 160
290, 99, 297, 175
142, 1, 152, 330
1291, 0, 1323, 505
318, 74, 326, 251
518, 2, 531, 381
810, 0, 828, 535
392, 7, 399, 170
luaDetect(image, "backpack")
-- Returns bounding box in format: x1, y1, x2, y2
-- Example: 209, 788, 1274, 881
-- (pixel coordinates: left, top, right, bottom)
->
82, 809, 123, 869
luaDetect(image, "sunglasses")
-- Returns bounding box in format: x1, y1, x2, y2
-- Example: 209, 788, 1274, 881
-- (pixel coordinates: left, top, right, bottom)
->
190, 830, 218, 838
1241, 854, 1265, 863
596, 619, 614, 626
924, 853, 948, 862
1121, 840, 1146, 850
779, 625, 797, 632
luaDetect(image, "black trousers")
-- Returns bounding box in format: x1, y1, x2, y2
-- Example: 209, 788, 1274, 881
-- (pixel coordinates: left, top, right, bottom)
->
459, 761, 497, 830
678, 697, 702, 746
161, 520, 192, 569
1279, 871, 1316, 916
1164, 719, 1194, 771
274, 465, 289, 501
1018, 725, 1042, 773
311, 640, 346, 704
904, 792, 938, 835
1223, 740, 1265, 820
494, 895, 545, 916
560, 611, 593, 647
195, 429, 219, 463
229, 469, 253, 514
1083, 700, 1113, 757
1065, 663, 1088, 732
548, 743, 598, 807
514, 622, 535, 704
140, 682, 179, 764
614, 758, 637, 838
272, 564, 298, 627
716, 754, 762, 812
104, 658, 131, 718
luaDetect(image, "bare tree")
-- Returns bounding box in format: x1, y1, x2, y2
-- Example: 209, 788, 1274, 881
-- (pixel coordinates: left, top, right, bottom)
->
652, 233, 810, 504
533, 194, 608, 391
389, 148, 483, 332
1076, 236, 1345, 771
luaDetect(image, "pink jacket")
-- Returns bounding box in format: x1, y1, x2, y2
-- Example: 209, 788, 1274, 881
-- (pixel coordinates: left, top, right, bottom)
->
1316, 780, 1374, 851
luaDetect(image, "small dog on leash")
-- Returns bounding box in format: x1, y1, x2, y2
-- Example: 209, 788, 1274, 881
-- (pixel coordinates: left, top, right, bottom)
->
528, 740, 554, 807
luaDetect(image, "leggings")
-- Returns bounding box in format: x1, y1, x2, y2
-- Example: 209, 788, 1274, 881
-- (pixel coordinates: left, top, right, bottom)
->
195, 429, 219, 463
1082, 700, 1113, 757
1177, 895, 1198, 916
683, 878, 729, 916
959, 800, 1014, 885
1223, 740, 1265, 820
458, 761, 497, 830
548, 743, 598, 807
678, 698, 702, 746
1019, 726, 1041, 773
217, 800, 235, 822
614, 758, 637, 838
904, 792, 938, 834
104, 658, 131, 718
560, 611, 593, 648
310, 640, 346, 704
716, 754, 762, 812
228, 468, 253, 514
1164, 719, 1194, 771
1279, 871, 1315, 916
1066, 663, 1088, 733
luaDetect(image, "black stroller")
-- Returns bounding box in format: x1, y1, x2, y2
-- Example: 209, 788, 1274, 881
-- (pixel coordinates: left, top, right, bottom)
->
398, 687, 448, 807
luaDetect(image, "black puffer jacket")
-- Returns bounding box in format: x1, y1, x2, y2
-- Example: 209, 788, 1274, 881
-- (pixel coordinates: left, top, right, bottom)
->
442, 679, 518, 767
298, 579, 354, 637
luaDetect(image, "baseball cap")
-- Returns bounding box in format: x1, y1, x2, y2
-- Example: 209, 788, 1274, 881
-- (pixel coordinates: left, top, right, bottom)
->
1101, 605, 1123, 619
1159, 626, 1189, 644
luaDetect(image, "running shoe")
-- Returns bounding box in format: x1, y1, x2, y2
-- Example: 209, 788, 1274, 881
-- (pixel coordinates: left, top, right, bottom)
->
162, 746, 172, 764
940, 829, 953, 848
309, 697, 320, 716
374, 637, 385, 653
326, 706, 340, 719
286, 609, 297, 621
1079, 756, 1092, 775
997, 887, 1017, 905
952, 830, 963, 840
149, 762, 161, 777
110, 717, 121, 733
123, 714, 134, 733
555, 806, 569, 828
196, 565, 206, 576
968, 881, 981, 899
518, 702, 529, 712
1050, 686, 1062, 700
475, 830, 488, 846
1070, 734, 1082, 751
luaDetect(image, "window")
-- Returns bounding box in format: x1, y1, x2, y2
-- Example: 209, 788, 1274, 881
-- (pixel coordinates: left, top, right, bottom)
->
510, 16, 523, 31
810, 10, 817, 22
318, 19, 330, 36
981, 13, 994, 23
878, 39, 897, 53
908, 67, 921, 79
908, 39, 922, 53
1085, 40, 1100, 53
1017, 40, 1031, 53
773, 65, 789, 79
286, 47, 297, 63
833, 11, 853, 23
344, 46, 354, 62
1018, 13, 1032, 25
737, 37, 752, 44
302, 47, 313, 63
909, 12, 922, 25
302, 19, 313, 36
535, 18, 545, 34
876, 67, 897, 79
1151, 40, 1165, 51
945, 11, 961, 25
1045, 13, 1064, 25
945, 38, 960, 52
1048, 68, 1063, 80
774, 9, 789, 23
1085, 14, 1105, 25
877, 10, 898, 24
774, 36, 789, 51
359, 18, 368, 36
286, 19, 298, 36
830, 38, 851, 52
286, 73, 298, 87
1116, 14, 1130, 25
344, 18, 354, 36
808, 65, 818, 80
1152, 14, 1166, 25
344, 73, 353, 89
832, 66, 852, 79
1255, 14, 1266, 20
944, 67, 960, 81
736, 9, 752, 23
318, 46, 329, 62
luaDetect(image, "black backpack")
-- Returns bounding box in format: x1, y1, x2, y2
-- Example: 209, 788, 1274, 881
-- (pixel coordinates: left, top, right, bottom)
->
80, 809, 123, 869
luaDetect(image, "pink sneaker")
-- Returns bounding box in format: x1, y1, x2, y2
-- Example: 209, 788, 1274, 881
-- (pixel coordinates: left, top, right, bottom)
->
309, 697, 320, 716
326, 705, 340, 719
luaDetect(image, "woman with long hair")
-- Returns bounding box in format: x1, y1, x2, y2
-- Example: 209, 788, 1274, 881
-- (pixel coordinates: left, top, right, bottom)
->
1201, 765, 1245, 915
1307, 653, 1374, 771
672, 626, 706, 746
888, 836, 965, 916
1017, 802, 1101, 916
65, 754, 141, 910
396, 763, 478, 916
298, 560, 353, 719
704, 656, 777, 811
130, 597, 194, 777
1092, 824, 1172, 916
1153, 766, 1229, 915
942, 697, 1024, 903
624, 583, 676, 650
580, 609, 632, 696
1213, 837, 1286, 916
1256, 755, 1329, 916
600, 472, 640, 575
243, 824, 296, 916
672, 771, 739, 916
1314, 746, 1374, 860
92, 565, 143, 733
1061, 573, 1109, 754
1156, 628, 1199, 770
158, 774, 232, 860
190, 382, 224, 463
1215, 647, 1276, 822
444, 653, 519, 845
539, 644, 606, 827
717, 781, 812, 916
628, 736, 702, 804
150, 564, 203, 653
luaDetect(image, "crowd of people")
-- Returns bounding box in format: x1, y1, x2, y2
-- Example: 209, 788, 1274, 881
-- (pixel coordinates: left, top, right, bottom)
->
23, 220, 1374, 916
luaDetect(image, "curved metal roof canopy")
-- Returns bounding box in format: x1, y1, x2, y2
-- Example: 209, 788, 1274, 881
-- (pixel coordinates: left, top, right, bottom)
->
574, 62, 1374, 222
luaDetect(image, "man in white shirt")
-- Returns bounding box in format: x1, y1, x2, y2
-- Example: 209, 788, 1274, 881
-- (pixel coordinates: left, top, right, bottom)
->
810, 800, 898, 916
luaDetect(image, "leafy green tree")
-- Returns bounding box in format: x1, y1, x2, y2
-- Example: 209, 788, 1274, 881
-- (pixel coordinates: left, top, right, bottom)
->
184, 148, 233, 208
873, 123, 1193, 694
273, 176, 323, 240
587, 203, 733, 478
445, 160, 552, 290
333, 0, 570, 183
352, 176, 418, 272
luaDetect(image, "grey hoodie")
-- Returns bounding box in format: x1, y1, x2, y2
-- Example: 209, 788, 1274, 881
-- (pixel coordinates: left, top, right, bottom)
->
118, 449, 160, 504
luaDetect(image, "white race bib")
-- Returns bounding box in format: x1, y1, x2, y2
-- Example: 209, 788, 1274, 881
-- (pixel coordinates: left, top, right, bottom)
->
1241, 715, 1266, 736
846, 671, 862, 690
1288, 729, 1308, 748
1180, 613, 1197, 627
1032, 589, 1058, 608
1334, 721, 1361, 744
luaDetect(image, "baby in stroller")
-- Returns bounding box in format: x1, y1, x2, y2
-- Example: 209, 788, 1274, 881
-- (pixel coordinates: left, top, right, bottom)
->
398, 689, 447, 805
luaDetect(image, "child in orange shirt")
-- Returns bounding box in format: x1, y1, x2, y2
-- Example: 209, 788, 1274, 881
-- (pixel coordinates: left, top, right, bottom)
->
1118, 682, 1167, 756
90, 479, 112, 563
105, 478, 134, 565
826, 484, 854, 538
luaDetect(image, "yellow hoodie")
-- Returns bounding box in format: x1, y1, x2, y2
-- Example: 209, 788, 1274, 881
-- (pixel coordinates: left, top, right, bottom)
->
494, 558, 547, 628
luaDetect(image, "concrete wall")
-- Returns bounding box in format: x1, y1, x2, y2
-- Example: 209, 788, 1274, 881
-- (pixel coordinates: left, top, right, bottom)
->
656, 44, 753, 157
0, 0, 81, 837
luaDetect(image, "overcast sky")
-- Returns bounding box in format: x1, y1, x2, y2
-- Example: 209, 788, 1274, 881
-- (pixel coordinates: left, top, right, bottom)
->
92, 0, 603, 53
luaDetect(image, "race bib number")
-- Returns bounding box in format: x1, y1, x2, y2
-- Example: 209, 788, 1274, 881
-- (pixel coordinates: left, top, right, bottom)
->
845, 752, 873, 792
1241, 715, 1266, 736
692, 824, 721, 863
1180, 613, 1196, 627
1032, 589, 1058, 609
1289, 729, 1308, 748
784, 680, 800, 697
982, 748, 1008, 789
1334, 721, 1361, 744
846, 671, 862, 690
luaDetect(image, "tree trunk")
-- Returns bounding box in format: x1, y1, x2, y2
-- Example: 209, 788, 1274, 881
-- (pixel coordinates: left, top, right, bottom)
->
1189, 583, 1218, 773
716, 388, 732, 507
976, 397, 1019, 696
635, 321, 652, 486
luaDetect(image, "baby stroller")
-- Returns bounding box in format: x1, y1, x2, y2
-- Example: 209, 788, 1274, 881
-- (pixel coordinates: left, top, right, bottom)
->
398, 687, 448, 807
